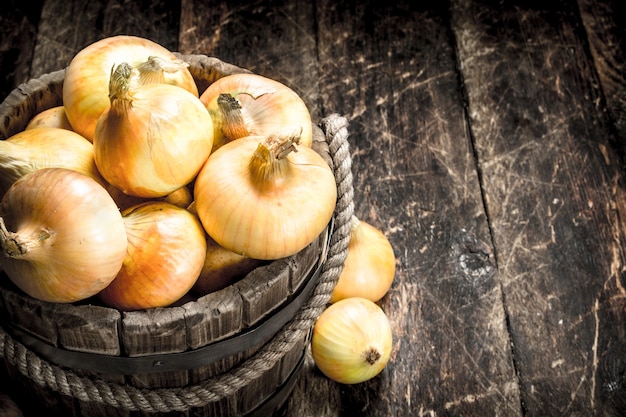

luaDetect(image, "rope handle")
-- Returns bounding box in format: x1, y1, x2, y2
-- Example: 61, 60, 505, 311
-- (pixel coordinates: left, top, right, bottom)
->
0, 114, 354, 413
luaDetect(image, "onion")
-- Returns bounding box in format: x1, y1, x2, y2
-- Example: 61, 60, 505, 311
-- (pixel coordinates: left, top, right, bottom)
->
25, 106, 73, 131
329, 216, 396, 303
98, 201, 207, 311
311, 297, 393, 384
192, 235, 264, 295
193, 128, 336, 260
199, 73, 313, 151
105, 184, 194, 212
0, 168, 128, 303
0, 127, 104, 195
161, 185, 194, 208
63, 35, 198, 141
94, 62, 213, 198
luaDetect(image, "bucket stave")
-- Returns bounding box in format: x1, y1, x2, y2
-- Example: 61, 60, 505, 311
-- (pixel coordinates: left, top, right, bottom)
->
0, 54, 354, 417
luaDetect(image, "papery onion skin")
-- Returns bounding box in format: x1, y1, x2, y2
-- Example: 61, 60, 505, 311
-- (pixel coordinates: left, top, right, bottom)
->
311, 297, 393, 384
106, 184, 194, 212
0, 168, 128, 303
98, 201, 207, 311
193, 132, 336, 260
25, 106, 73, 131
199, 73, 313, 151
0, 127, 105, 195
94, 68, 213, 198
329, 216, 396, 303
161, 185, 194, 209
192, 235, 264, 295
63, 35, 198, 141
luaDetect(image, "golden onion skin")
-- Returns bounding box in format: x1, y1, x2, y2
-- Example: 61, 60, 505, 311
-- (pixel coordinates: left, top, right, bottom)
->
0, 168, 128, 303
193, 133, 336, 260
330, 216, 396, 303
94, 81, 213, 198
199, 73, 313, 152
63, 35, 198, 142
98, 201, 207, 311
311, 297, 393, 384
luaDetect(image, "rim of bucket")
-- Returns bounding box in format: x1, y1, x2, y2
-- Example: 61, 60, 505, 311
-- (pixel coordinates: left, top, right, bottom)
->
2, 219, 333, 375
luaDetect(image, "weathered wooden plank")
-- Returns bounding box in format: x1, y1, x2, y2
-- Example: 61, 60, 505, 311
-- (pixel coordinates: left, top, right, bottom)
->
184, 285, 243, 347
122, 307, 190, 389
0, 282, 59, 346
285, 1, 522, 416
53, 303, 121, 354
184, 286, 249, 380
578, 0, 626, 145
235, 261, 291, 327
122, 307, 189, 356
0, 0, 44, 99
4, 1, 626, 416
450, 0, 626, 415
29, 0, 182, 78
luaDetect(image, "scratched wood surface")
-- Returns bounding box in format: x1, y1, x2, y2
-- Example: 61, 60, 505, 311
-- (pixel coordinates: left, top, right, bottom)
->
1, 0, 625, 416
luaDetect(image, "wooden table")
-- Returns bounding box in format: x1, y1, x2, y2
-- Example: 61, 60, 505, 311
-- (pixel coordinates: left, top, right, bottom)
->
1, 0, 626, 416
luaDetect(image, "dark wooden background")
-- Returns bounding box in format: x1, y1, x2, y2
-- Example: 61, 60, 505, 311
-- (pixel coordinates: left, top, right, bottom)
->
1, 0, 626, 416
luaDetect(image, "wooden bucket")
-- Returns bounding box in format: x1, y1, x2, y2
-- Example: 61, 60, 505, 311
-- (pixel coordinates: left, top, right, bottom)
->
0, 55, 354, 417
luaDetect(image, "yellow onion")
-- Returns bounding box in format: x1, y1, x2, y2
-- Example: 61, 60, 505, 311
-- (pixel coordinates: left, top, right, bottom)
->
311, 297, 393, 384
161, 185, 194, 208
25, 106, 73, 131
63, 35, 198, 141
192, 235, 264, 295
194, 128, 336, 260
0, 127, 104, 194
98, 201, 207, 311
330, 216, 396, 303
199, 73, 313, 151
0, 168, 128, 303
105, 183, 194, 212
94, 62, 213, 198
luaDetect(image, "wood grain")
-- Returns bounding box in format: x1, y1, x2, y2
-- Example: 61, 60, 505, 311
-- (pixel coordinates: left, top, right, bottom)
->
30, 0, 182, 77
283, 1, 521, 415
451, 0, 626, 415
578, 0, 626, 146
1, 0, 626, 416
0, 0, 43, 99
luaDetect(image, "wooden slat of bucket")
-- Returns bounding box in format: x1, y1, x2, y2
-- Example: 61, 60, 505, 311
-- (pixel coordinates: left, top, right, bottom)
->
122, 306, 189, 387
277, 333, 308, 385
288, 228, 325, 293
235, 333, 308, 416
130, 368, 189, 390
122, 306, 188, 356
54, 302, 127, 384
0, 69, 64, 140
311, 125, 334, 172
188, 342, 264, 382
185, 285, 248, 380
0, 282, 59, 346
237, 356, 283, 415
236, 261, 291, 327
177, 53, 251, 95
184, 285, 243, 347
236, 236, 322, 328
54, 304, 121, 355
